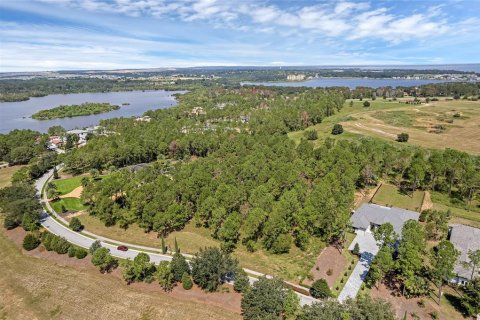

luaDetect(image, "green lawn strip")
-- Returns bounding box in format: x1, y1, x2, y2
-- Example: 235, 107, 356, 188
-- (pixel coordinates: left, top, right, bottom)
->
371, 184, 424, 212
52, 176, 84, 195
50, 198, 86, 213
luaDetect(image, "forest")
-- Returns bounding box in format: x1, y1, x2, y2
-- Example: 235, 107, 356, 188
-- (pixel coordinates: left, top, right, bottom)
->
55, 87, 480, 255
32, 102, 120, 120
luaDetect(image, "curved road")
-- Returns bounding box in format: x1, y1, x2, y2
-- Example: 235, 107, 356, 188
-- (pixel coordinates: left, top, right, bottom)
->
36, 167, 317, 305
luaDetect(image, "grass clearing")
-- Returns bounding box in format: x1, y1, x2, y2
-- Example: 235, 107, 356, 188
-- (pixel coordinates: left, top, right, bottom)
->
50, 197, 86, 213
371, 184, 424, 212
77, 214, 323, 282
0, 165, 25, 189
430, 191, 480, 227
0, 228, 240, 320
52, 176, 84, 195
289, 99, 480, 154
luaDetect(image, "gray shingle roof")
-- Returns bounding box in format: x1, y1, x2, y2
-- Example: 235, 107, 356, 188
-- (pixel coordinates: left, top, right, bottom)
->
449, 224, 480, 280
351, 203, 420, 234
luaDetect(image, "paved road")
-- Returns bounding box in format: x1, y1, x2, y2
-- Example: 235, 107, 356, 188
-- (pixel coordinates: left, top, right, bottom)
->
338, 231, 379, 302
36, 167, 317, 306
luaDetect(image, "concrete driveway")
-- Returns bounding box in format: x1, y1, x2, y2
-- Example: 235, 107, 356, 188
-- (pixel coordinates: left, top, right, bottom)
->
338, 231, 379, 302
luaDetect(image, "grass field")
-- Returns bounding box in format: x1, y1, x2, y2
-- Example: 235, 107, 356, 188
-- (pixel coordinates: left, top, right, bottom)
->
289, 98, 480, 154
0, 165, 25, 189
77, 215, 323, 282
371, 184, 424, 212
52, 176, 84, 195
51, 197, 86, 213
430, 191, 480, 227
0, 229, 240, 320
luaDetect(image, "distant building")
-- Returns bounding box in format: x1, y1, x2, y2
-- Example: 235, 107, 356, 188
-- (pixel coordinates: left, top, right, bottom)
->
448, 224, 480, 285
287, 74, 306, 81
135, 116, 151, 122
67, 129, 88, 145
350, 203, 420, 235
47, 136, 64, 150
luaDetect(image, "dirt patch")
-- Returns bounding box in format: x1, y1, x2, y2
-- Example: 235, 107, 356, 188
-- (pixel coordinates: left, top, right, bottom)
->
304, 246, 347, 287
354, 184, 382, 208
60, 186, 84, 199
370, 282, 462, 320
130, 282, 242, 314
421, 191, 433, 212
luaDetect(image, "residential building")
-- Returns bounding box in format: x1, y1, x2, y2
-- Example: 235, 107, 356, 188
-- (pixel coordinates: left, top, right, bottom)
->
448, 224, 480, 285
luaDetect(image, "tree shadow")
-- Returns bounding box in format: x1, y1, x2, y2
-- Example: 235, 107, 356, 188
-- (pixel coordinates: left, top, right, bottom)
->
444, 293, 467, 316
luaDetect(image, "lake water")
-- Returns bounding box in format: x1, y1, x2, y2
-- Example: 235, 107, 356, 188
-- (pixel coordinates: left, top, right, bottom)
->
242, 78, 457, 89
0, 90, 184, 134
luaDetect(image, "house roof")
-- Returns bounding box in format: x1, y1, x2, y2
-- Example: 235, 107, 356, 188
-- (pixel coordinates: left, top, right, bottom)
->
351, 203, 420, 234
449, 224, 480, 280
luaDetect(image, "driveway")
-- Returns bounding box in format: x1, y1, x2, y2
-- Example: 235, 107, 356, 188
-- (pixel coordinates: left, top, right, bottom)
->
338, 231, 379, 302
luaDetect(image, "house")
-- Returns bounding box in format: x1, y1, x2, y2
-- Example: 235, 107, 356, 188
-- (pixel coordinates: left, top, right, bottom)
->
67, 129, 88, 145
350, 203, 420, 235
448, 224, 480, 285
47, 136, 64, 150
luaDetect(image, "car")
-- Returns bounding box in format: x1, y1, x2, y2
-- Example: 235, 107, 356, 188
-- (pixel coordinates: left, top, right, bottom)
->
117, 245, 128, 251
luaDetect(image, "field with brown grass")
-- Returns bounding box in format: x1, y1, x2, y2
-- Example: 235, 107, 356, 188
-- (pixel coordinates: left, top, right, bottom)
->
0, 228, 241, 320
289, 98, 480, 154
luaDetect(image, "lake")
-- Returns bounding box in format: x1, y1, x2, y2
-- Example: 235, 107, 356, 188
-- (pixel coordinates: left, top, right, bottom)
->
242, 78, 457, 89
0, 90, 184, 134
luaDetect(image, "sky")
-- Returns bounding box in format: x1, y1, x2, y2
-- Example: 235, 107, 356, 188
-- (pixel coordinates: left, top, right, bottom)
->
0, 0, 479, 72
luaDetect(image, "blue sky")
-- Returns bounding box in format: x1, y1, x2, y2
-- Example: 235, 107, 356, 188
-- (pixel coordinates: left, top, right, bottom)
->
0, 0, 479, 72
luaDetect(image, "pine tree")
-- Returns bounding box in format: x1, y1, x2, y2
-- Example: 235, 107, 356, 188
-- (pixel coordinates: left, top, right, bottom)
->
161, 237, 166, 254
174, 237, 179, 253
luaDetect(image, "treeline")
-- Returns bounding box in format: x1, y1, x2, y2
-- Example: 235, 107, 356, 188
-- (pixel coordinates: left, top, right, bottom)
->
0, 129, 46, 164
32, 102, 120, 120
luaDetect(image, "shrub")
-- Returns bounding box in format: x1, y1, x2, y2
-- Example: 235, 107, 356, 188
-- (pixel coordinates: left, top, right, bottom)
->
68, 245, 76, 257
75, 248, 88, 259
430, 311, 438, 319
270, 233, 292, 254
352, 243, 360, 256
22, 234, 40, 251
304, 129, 318, 141
397, 133, 409, 142
171, 252, 190, 282
363, 101, 370, 107
344, 271, 348, 277
182, 272, 193, 290
233, 268, 250, 293
310, 279, 332, 299
417, 299, 425, 308
331, 123, 344, 135
89, 240, 102, 254
69, 217, 83, 232
326, 269, 333, 276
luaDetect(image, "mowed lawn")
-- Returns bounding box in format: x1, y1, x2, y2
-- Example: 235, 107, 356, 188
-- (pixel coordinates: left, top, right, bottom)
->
431, 191, 480, 228
0, 165, 25, 189
77, 214, 323, 282
0, 229, 240, 320
52, 176, 84, 195
371, 184, 424, 212
51, 198, 86, 213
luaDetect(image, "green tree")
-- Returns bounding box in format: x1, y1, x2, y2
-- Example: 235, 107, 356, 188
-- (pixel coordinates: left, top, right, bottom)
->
69, 217, 83, 232
352, 242, 360, 256
366, 246, 395, 289
331, 124, 343, 135
75, 248, 88, 259
89, 240, 102, 254
156, 261, 174, 291
309, 278, 332, 299
283, 289, 300, 320
430, 240, 459, 304
122, 253, 156, 283
363, 101, 370, 107
373, 222, 396, 247
191, 247, 237, 292
234, 268, 250, 293
182, 272, 193, 290
241, 277, 286, 320
22, 233, 40, 251
462, 249, 480, 280
461, 278, 480, 317
397, 133, 409, 142
170, 252, 190, 282
397, 220, 427, 297
91, 247, 118, 273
